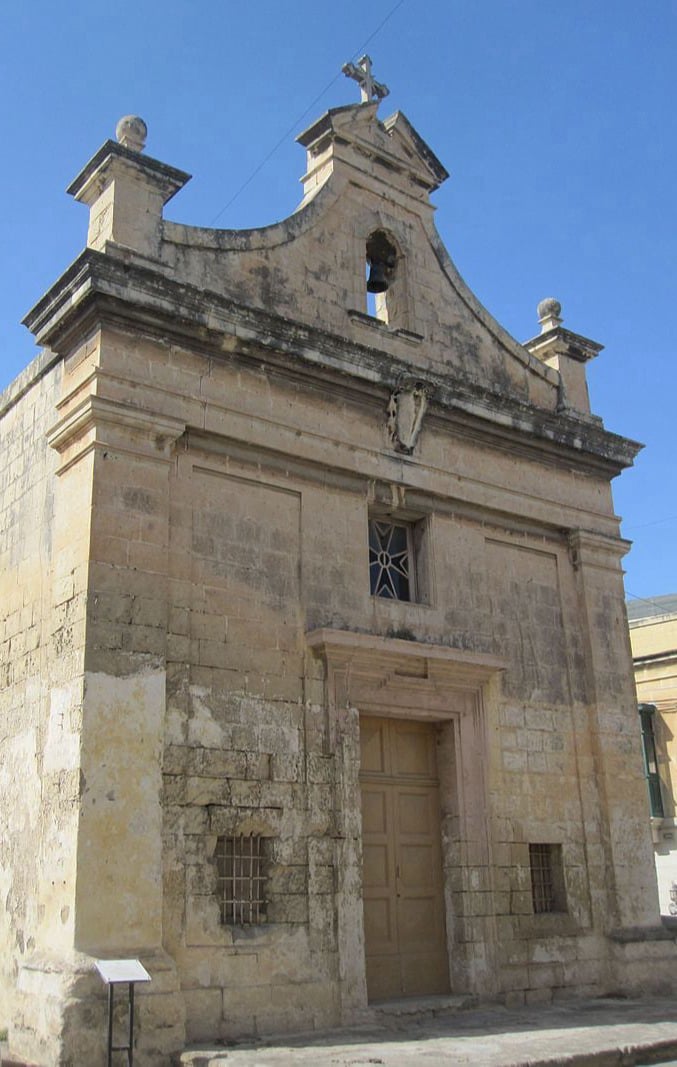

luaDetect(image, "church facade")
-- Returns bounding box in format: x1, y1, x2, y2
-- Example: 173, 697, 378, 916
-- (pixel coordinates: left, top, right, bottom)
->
2, 68, 675, 1065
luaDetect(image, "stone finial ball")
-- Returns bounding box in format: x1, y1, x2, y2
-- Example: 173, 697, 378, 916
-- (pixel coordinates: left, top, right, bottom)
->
115, 115, 147, 152
537, 297, 562, 321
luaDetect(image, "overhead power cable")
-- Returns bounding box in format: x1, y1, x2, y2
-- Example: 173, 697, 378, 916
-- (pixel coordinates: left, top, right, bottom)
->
626, 591, 668, 609
624, 514, 677, 531
209, 0, 408, 226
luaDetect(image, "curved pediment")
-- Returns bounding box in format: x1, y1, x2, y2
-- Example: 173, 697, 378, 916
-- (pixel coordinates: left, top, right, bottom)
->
22, 106, 641, 475
158, 103, 558, 410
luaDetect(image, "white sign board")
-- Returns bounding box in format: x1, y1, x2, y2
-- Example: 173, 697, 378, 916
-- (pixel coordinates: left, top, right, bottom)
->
95, 959, 151, 985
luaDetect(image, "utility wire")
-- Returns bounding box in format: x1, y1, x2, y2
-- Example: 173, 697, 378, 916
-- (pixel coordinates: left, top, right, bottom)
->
624, 514, 677, 531
626, 591, 669, 608
209, 0, 408, 226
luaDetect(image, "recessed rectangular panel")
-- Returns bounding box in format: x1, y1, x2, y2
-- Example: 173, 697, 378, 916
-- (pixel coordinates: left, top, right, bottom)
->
392, 723, 436, 778
401, 950, 450, 997
363, 843, 389, 889
366, 954, 402, 1002
363, 897, 396, 949
397, 790, 433, 835
361, 787, 388, 835
360, 718, 387, 774
397, 895, 444, 948
191, 471, 300, 615
399, 844, 435, 888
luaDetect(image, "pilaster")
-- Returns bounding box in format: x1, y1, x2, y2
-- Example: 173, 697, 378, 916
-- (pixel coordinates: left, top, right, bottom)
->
568, 529, 662, 930
14, 394, 188, 1064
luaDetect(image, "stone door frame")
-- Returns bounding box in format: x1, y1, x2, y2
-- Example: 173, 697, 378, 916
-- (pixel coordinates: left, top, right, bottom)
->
306, 629, 506, 1020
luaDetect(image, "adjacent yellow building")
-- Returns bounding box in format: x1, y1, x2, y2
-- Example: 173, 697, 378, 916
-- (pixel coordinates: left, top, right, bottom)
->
628, 595, 677, 916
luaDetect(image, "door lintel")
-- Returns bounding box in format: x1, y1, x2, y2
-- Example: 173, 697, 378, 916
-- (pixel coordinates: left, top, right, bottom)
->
306, 627, 507, 694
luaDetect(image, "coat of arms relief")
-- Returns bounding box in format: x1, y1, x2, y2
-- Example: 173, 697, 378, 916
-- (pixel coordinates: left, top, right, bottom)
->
387, 379, 434, 454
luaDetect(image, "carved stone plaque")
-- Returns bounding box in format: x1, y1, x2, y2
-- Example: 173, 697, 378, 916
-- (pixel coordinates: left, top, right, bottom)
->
387, 380, 433, 454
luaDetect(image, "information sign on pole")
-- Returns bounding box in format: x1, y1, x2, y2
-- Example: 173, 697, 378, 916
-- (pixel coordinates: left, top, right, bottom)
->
95, 959, 151, 1066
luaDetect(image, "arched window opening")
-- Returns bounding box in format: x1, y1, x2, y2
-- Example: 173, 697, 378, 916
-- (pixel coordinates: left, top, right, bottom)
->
366, 231, 398, 323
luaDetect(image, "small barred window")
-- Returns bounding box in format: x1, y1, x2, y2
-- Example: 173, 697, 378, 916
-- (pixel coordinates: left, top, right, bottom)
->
215, 835, 268, 925
529, 843, 567, 914
369, 519, 413, 601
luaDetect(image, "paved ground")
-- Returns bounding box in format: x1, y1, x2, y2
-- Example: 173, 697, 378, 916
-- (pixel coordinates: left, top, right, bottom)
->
3, 996, 677, 1065
178, 996, 677, 1067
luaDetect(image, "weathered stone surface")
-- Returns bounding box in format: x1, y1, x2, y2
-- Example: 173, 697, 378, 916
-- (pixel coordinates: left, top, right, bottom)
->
1, 92, 673, 1067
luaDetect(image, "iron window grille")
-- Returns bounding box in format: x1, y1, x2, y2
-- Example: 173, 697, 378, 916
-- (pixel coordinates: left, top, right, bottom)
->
369, 519, 413, 601
529, 843, 566, 914
215, 834, 268, 925
639, 704, 664, 818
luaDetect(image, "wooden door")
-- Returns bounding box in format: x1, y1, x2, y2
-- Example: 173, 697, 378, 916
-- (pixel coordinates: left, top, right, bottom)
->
360, 715, 450, 1001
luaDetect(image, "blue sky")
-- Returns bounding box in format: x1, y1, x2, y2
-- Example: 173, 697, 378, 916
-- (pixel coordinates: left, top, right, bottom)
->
1, 1, 675, 600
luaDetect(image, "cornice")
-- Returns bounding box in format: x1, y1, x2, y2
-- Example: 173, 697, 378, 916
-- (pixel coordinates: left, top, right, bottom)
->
66, 140, 191, 204
47, 394, 186, 474
525, 325, 604, 364
22, 249, 641, 478
568, 528, 633, 571
296, 104, 449, 192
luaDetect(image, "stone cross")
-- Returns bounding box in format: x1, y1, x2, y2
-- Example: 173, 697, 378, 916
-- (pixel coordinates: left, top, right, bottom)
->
342, 54, 389, 104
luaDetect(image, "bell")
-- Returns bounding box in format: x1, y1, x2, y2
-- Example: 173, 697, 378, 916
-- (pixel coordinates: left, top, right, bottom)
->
367, 259, 389, 293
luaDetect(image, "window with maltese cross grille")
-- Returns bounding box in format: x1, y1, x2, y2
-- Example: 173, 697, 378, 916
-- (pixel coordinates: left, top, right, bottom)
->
369, 520, 413, 601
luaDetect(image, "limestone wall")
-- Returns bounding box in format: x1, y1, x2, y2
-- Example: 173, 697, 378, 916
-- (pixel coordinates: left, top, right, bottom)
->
5, 99, 670, 1060
159, 449, 658, 1030
2, 307, 665, 1062
65, 322, 659, 1041
0, 356, 68, 1027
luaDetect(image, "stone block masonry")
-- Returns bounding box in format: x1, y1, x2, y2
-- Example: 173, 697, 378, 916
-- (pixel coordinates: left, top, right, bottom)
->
1, 85, 673, 1066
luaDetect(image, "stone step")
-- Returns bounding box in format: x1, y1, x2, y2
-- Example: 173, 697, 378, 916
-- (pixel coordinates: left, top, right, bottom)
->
174, 994, 677, 1067
371, 992, 479, 1024
177, 1052, 230, 1067
176, 994, 480, 1064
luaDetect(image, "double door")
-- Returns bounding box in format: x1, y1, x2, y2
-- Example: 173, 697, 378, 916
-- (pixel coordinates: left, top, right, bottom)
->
359, 715, 450, 1001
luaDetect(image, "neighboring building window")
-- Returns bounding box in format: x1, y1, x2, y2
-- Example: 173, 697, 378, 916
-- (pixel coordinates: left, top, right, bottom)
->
369, 519, 413, 601
529, 843, 567, 914
639, 704, 664, 818
215, 835, 268, 925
